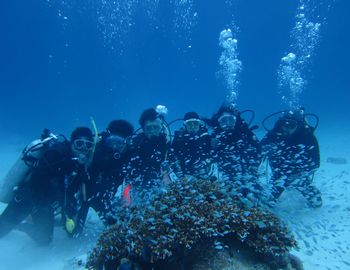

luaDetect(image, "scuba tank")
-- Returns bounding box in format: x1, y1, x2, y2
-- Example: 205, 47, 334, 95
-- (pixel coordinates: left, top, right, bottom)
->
0, 129, 67, 203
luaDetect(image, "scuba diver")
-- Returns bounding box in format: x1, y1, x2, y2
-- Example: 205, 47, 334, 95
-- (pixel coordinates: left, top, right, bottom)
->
0, 127, 94, 245
260, 109, 322, 208
126, 108, 181, 198
172, 112, 213, 179
65, 120, 134, 237
207, 103, 262, 202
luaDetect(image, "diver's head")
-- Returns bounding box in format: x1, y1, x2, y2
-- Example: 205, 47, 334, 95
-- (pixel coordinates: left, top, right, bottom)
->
278, 109, 304, 137
105, 120, 134, 158
139, 108, 163, 139
215, 103, 238, 130
70, 127, 94, 165
183, 112, 203, 135
218, 112, 237, 130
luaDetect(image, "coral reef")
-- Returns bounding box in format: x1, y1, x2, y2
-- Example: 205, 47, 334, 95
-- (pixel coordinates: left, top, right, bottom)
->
86, 178, 298, 269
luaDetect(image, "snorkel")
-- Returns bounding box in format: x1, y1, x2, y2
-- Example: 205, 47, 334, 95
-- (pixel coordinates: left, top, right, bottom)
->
155, 105, 171, 144
90, 117, 99, 156
83, 118, 98, 202
155, 105, 179, 183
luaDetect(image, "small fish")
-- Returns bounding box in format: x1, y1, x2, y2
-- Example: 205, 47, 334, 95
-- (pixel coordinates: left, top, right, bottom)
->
342, 261, 350, 266
305, 250, 313, 256
303, 240, 311, 248
147, 217, 156, 224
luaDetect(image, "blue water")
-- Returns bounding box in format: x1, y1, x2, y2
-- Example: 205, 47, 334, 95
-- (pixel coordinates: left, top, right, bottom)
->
0, 0, 349, 139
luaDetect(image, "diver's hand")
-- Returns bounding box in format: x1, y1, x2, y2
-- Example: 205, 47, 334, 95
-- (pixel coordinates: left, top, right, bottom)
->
65, 218, 76, 234
161, 160, 170, 173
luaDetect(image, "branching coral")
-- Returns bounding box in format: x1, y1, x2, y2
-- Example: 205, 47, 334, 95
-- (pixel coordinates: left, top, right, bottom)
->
87, 178, 297, 269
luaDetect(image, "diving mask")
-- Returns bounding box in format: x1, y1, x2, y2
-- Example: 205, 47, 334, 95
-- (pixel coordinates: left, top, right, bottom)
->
143, 119, 163, 138
73, 138, 94, 152
280, 118, 298, 136
72, 137, 94, 165
105, 135, 126, 152
184, 118, 202, 134
218, 114, 236, 130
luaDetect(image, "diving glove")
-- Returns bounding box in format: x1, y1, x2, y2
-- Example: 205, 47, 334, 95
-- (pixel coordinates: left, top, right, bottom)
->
65, 218, 76, 234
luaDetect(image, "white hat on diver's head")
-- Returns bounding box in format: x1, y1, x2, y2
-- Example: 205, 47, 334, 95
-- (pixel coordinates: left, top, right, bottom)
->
155, 105, 168, 117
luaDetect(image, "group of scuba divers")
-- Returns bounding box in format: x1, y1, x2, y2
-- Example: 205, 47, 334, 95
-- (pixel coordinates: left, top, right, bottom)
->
0, 103, 322, 248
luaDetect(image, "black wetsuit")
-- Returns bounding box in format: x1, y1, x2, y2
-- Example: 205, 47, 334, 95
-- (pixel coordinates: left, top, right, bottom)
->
127, 133, 170, 187
67, 137, 130, 235
172, 127, 212, 179
260, 122, 322, 207
0, 137, 74, 245
212, 118, 262, 196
